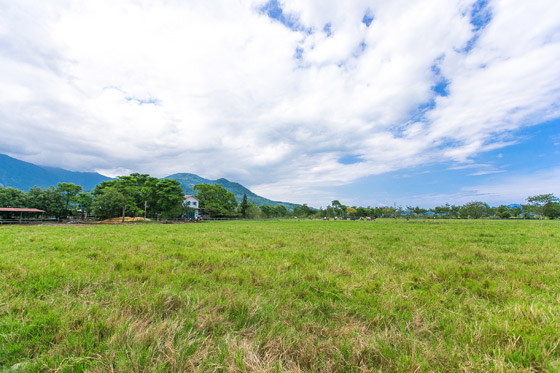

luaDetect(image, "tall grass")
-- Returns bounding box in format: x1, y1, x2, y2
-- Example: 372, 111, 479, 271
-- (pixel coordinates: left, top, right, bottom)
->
1, 220, 559, 371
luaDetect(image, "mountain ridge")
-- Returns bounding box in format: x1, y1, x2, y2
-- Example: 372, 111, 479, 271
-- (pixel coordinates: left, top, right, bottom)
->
0, 154, 299, 209
164, 173, 299, 209
0, 154, 111, 191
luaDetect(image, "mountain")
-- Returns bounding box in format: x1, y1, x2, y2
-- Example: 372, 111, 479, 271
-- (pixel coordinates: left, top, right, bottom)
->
165, 173, 299, 210
0, 154, 111, 191
0, 154, 300, 209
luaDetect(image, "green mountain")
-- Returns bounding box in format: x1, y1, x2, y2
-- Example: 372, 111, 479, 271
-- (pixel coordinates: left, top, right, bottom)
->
0, 154, 112, 191
165, 173, 299, 210
0, 154, 300, 209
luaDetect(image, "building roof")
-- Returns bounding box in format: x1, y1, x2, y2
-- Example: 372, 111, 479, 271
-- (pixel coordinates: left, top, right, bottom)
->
0, 208, 45, 213
184, 195, 200, 200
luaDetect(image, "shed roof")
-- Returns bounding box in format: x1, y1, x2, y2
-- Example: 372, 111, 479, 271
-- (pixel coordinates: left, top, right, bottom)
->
0, 208, 45, 213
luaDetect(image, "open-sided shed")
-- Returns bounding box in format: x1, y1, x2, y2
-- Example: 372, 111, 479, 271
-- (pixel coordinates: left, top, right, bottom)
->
0, 207, 45, 223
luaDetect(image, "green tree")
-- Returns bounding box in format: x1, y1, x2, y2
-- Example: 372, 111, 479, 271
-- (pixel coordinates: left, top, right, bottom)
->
0, 187, 29, 207
293, 204, 312, 218
331, 200, 346, 217
27, 186, 66, 218
346, 207, 357, 217
193, 184, 237, 218
154, 179, 184, 218
382, 206, 396, 218
260, 205, 275, 218
57, 182, 83, 217
75, 192, 94, 219
244, 202, 262, 219
459, 201, 489, 219
239, 194, 249, 218
496, 205, 511, 219
95, 180, 139, 221
91, 187, 126, 219
274, 205, 288, 217
510, 207, 522, 218
527, 194, 559, 220
94, 174, 184, 220
543, 202, 560, 219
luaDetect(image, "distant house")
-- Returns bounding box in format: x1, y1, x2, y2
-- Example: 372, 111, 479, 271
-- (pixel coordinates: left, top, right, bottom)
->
183, 195, 201, 218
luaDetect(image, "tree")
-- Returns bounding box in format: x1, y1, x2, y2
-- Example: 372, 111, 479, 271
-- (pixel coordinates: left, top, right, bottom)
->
527, 194, 559, 220
93, 174, 184, 220
153, 179, 184, 218
239, 194, 249, 218
346, 207, 357, 217
0, 187, 29, 207
260, 205, 275, 218
75, 192, 94, 219
57, 182, 82, 217
508, 206, 522, 218
331, 200, 346, 217
293, 204, 312, 218
543, 202, 560, 219
244, 202, 262, 219
91, 187, 126, 219
459, 201, 489, 219
382, 206, 396, 218
496, 205, 511, 219
27, 186, 66, 218
193, 184, 237, 218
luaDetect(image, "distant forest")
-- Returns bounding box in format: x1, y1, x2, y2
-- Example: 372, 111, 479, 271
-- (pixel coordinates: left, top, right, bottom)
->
0, 173, 559, 220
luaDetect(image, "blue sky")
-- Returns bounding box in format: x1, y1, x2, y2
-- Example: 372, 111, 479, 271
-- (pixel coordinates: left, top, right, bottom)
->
0, 0, 559, 207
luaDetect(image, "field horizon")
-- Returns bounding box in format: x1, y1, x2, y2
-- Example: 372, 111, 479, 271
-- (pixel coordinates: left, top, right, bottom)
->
1, 220, 559, 371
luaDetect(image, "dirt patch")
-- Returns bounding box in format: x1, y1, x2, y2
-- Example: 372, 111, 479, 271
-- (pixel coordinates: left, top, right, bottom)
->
99, 217, 151, 224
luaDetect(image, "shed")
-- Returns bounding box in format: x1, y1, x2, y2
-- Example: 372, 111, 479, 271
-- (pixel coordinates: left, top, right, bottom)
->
0, 207, 46, 223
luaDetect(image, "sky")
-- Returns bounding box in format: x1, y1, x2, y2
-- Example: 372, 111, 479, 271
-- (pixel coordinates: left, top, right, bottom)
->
1, 0, 559, 208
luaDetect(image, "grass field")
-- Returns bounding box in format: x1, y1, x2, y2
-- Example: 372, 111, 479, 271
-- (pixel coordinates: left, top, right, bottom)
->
1, 220, 559, 371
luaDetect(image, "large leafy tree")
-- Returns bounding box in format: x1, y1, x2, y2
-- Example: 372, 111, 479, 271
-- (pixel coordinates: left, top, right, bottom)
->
259, 205, 288, 218
0, 187, 29, 207
94, 174, 184, 220
94, 180, 138, 221
527, 194, 559, 219
75, 192, 94, 219
57, 182, 82, 216
543, 202, 560, 219
293, 204, 313, 218
91, 187, 126, 219
154, 178, 184, 218
193, 183, 237, 218
27, 186, 66, 218
459, 201, 489, 219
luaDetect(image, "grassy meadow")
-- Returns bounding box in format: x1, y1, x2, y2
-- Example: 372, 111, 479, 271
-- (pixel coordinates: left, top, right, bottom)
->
1, 219, 559, 371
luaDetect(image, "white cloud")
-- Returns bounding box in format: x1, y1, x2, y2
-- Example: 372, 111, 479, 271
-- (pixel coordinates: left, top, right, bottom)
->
0, 0, 559, 205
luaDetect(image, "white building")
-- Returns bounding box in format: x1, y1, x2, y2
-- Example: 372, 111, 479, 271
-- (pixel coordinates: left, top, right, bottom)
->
183, 195, 201, 218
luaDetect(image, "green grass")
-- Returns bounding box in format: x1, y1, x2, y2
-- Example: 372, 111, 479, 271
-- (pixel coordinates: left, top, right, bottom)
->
1, 220, 559, 371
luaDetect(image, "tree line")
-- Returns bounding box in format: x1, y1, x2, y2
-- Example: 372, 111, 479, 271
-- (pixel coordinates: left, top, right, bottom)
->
193, 186, 560, 220
300, 195, 560, 220
0, 173, 186, 220
1, 174, 559, 221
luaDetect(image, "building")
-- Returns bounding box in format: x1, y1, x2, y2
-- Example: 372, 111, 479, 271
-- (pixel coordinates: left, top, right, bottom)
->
183, 195, 201, 218
0, 207, 45, 223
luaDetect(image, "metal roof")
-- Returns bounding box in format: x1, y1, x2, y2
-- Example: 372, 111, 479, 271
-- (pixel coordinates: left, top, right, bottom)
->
0, 208, 45, 213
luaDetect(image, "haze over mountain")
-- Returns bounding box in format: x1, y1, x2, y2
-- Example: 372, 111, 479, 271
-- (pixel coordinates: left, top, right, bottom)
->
0, 154, 298, 209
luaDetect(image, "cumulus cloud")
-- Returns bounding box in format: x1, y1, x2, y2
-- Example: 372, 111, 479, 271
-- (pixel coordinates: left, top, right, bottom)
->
0, 0, 559, 204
